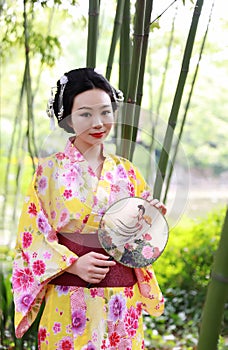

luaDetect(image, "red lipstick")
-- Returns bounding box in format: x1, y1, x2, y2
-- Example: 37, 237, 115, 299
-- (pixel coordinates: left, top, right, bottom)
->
90, 132, 105, 138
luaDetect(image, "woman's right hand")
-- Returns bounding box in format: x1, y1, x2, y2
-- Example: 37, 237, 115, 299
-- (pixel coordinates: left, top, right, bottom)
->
66, 252, 116, 284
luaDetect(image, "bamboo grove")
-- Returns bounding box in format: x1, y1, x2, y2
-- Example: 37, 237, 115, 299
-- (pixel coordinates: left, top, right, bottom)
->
1, 0, 227, 348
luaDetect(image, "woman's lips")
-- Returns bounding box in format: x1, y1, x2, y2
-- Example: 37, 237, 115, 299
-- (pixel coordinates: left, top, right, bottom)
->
90, 132, 105, 138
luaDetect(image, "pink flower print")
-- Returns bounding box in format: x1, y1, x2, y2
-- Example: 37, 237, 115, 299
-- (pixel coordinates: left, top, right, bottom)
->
22, 231, 33, 249
56, 286, 70, 296
38, 176, 48, 195
53, 322, 61, 334
153, 246, 160, 258
83, 214, 89, 224
38, 327, 47, 344
90, 288, 98, 298
108, 293, 126, 322
56, 152, 66, 160
111, 184, 120, 193
124, 306, 139, 338
144, 270, 153, 282
101, 339, 108, 349
128, 168, 136, 179
142, 233, 152, 241
17, 293, 33, 314
88, 166, 96, 177
28, 202, 37, 217
12, 267, 34, 291
43, 251, 51, 260
59, 209, 70, 226
109, 331, 120, 347
51, 210, 56, 219
116, 164, 127, 179
142, 245, 153, 259
32, 260, 46, 276
124, 286, 134, 299
93, 196, 98, 206
32, 252, 38, 258
141, 190, 151, 200
22, 251, 30, 264
136, 302, 143, 316
63, 189, 73, 199
105, 171, 113, 182
36, 164, 43, 176
127, 182, 135, 197
56, 336, 74, 349
37, 211, 51, 235
64, 168, 78, 186
71, 309, 87, 336
85, 341, 96, 350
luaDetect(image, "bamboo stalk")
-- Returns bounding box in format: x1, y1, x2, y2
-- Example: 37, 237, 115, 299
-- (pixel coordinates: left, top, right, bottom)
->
119, 0, 131, 97
86, 0, 100, 68
1, 69, 26, 228
153, 0, 204, 200
163, 0, 214, 203
120, 0, 146, 160
116, 0, 131, 155
129, 0, 153, 160
106, 0, 125, 80
198, 207, 228, 350
146, 5, 178, 182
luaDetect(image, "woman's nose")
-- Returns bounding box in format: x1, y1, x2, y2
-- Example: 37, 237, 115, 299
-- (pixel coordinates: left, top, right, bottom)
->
92, 114, 103, 128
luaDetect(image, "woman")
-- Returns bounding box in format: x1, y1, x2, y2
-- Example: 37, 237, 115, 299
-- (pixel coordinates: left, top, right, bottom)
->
12, 68, 166, 349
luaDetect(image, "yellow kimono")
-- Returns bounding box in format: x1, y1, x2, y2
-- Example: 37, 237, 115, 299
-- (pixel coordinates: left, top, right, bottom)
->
12, 138, 164, 349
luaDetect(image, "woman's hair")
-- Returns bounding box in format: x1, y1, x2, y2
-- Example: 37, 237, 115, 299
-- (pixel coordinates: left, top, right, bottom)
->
52, 68, 123, 133
138, 205, 145, 214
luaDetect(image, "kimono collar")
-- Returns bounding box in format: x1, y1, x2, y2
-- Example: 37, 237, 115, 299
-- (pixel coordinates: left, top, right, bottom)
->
64, 136, 109, 163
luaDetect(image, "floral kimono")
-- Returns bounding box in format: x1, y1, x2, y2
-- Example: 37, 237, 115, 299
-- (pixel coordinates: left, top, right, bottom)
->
12, 137, 164, 350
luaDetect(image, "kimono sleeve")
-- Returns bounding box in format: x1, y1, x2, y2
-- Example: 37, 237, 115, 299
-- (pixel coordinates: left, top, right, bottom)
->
131, 164, 165, 317
12, 173, 78, 338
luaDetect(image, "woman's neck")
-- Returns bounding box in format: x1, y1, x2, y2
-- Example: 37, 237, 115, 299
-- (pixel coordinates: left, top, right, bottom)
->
73, 139, 105, 177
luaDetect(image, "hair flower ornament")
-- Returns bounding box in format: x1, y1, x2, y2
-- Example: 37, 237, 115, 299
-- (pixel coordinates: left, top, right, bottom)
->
46, 87, 56, 130
58, 75, 68, 121
60, 75, 68, 85
116, 89, 124, 102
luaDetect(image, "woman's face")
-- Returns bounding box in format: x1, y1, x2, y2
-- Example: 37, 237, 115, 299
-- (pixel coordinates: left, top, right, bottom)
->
70, 88, 114, 152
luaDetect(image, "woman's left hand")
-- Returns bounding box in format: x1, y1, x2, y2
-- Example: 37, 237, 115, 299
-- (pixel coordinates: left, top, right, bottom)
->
149, 199, 167, 216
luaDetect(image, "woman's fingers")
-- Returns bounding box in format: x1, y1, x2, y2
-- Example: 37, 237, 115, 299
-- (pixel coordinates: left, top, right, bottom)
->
149, 198, 167, 215
66, 251, 116, 283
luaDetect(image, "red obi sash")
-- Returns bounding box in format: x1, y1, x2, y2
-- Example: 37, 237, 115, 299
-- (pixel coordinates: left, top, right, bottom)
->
49, 232, 137, 288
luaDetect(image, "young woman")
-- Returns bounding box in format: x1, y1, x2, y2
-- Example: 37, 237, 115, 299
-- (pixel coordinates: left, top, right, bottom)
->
12, 68, 166, 349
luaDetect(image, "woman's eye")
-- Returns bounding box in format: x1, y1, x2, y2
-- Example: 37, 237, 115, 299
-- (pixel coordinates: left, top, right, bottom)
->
102, 110, 112, 116
80, 112, 91, 117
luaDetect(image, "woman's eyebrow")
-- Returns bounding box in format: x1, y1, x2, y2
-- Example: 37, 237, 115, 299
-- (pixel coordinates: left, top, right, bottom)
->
77, 104, 112, 111
77, 106, 93, 110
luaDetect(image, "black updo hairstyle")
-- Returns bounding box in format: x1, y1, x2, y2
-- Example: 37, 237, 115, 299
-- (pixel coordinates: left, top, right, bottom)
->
53, 68, 122, 134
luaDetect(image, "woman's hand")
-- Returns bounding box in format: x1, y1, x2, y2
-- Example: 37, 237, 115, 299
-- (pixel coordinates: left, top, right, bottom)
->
66, 252, 116, 284
150, 198, 167, 216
